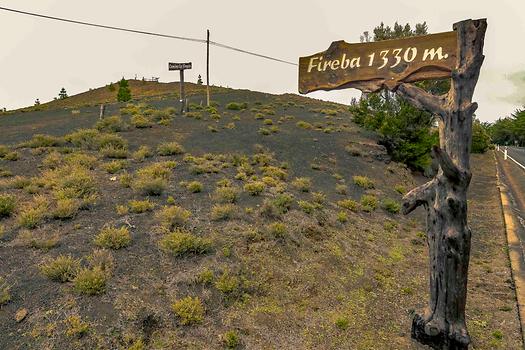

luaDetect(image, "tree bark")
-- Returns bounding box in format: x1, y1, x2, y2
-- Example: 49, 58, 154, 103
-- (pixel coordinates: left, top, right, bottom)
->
394, 19, 487, 349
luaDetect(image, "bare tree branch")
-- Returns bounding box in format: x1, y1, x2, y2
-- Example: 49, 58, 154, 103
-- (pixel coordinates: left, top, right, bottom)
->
432, 146, 461, 182
402, 178, 437, 215
396, 83, 447, 118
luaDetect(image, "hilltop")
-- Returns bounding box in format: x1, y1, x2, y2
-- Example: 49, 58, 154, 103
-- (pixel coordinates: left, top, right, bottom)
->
0, 84, 521, 349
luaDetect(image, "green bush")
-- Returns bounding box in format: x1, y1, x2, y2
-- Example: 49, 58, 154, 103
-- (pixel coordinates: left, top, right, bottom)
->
382, 198, 401, 213
131, 115, 153, 128
292, 177, 311, 192
0, 194, 16, 217
95, 116, 128, 132
21, 134, 65, 148
159, 229, 211, 256
244, 181, 265, 196
156, 205, 191, 230
0, 277, 11, 305
94, 226, 131, 249
73, 267, 106, 295
157, 142, 184, 156
40, 255, 80, 282
210, 204, 235, 221
128, 199, 155, 213
267, 222, 287, 238
213, 186, 238, 203
353, 176, 375, 189
471, 119, 491, 153
337, 199, 359, 211
172, 296, 204, 325
215, 270, 240, 294
223, 330, 240, 348
186, 181, 203, 193
361, 195, 378, 212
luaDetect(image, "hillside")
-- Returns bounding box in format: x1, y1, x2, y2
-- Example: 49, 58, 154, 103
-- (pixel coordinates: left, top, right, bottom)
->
0, 86, 521, 349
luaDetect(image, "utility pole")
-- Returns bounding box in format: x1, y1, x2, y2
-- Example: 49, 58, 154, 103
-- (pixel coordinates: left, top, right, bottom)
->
206, 29, 210, 107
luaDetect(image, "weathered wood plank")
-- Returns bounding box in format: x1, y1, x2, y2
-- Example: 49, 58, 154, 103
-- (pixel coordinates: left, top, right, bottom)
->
298, 31, 457, 94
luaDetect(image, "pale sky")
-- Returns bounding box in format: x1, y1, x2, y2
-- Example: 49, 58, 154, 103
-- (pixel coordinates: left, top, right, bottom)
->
1, 0, 524, 122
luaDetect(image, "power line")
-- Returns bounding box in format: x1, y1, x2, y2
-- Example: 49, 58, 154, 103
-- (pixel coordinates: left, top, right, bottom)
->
0, 6, 298, 66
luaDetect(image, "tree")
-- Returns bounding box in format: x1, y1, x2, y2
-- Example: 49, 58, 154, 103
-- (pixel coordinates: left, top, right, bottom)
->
471, 119, 491, 153
350, 21, 446, 172
117, 78, 131, 102
489, 108, 525, 146
58, 87, 68, 100
197, 75, 203, 85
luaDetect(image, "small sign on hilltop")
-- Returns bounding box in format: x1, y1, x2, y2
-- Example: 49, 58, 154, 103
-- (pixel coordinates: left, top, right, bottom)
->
298, 31, 457, 94
169, 62, 192, 71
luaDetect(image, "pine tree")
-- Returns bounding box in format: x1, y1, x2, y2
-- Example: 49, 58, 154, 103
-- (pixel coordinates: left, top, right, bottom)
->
197, 75, 203, 85
58, 87, 68, 100
117, 78, 132, 102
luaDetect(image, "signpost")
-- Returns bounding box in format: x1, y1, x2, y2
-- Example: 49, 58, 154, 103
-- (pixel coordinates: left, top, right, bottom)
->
299, 19, 487, 350
169, 62, 192, 114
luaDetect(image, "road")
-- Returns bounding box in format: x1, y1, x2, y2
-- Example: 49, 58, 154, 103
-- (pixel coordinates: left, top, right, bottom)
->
495, 147, 525, 330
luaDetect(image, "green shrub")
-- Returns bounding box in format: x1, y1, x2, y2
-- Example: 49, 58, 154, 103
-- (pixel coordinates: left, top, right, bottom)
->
382, 198, 401, 214
132, 177, 167, 196
337, 199, 359, 211
128, 199, 155, 213
156, 205, 191, 230
4, 151, 19, 161
210, 204, 235, 221
172, 296, 204, 325
53, 198, 80, 219
157, 142, 184, 156
40, 255, 80, 282
65, 315, 89, 338
394, 184, 407, 195
131, 115, 153, 128
213, 186, 238, 203
335, 316, 349, 330
267, 222, 287, 238
337, 211, 348, 223
95, 116, 128, 132
226, 102, 245, 110
353, 176, 375, 189
100, 145, 128, 159
186, 181, 203, 193
73, 267, 106, 295
0, 277, 11, 305
361, 195, 378, 212
297, 200, 316, 214
94, 226, 131, 249
17, 196, 50, 229
335, 184, 347, 195
21, 134, 65, 148
272, 193, 294, 213
223, 330, 240, 348
132, 145, 152, 161
292, 177, 311, 192
196, 268, 214, 284
215, 270, 240, 294
244, 181, 265, 196
102, 160, 128, 174
159, 229, 211, 256
117, 78, 132, 102
0, 194, 16, 217
296, 121, 313, 129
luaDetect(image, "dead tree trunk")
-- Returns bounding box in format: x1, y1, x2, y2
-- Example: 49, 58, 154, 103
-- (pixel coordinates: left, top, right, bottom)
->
394, 19, 486, 349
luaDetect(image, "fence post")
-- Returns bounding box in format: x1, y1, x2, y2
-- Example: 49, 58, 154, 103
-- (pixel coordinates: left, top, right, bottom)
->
504, 147, 508, 160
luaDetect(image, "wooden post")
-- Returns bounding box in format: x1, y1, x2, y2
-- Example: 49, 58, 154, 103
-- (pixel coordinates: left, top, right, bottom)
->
206, 29, 210, 107
179, 69, 185, 115
394, 19, 487, 349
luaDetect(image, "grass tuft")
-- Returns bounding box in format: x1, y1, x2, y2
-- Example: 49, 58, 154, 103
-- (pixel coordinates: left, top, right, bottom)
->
159, 229, 211, 256
172, 296, 204, 325
94, 226, 131, 249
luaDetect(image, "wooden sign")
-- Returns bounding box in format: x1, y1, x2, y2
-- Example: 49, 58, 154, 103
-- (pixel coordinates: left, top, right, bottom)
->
298, 31, 457, 94
169, 62, 192, 71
